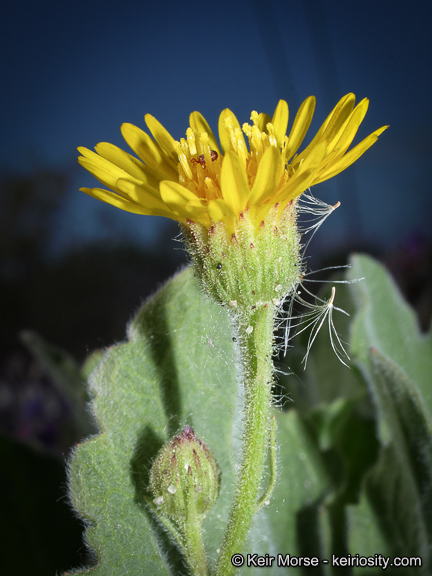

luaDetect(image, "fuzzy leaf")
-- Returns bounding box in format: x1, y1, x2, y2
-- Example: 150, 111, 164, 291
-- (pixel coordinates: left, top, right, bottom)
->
348, 254, 432, 430
346, 491, 391, 559
275, 255, 432, 572
347, 254, 432, 572
67, 268, 239, 575
67, 265, 349, 576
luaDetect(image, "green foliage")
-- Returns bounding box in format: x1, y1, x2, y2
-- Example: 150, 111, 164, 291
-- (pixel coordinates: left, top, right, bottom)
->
68, 255, 432, 575
347, 256, 432, 572
68, 269, 239, 574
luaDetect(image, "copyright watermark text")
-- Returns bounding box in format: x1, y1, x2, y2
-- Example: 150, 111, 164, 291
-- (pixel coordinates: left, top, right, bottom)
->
230, 553, 422, 570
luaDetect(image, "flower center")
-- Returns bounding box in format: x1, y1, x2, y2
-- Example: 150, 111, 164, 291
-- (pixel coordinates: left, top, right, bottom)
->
174, 112, 289, 204
174, 129, 222, 202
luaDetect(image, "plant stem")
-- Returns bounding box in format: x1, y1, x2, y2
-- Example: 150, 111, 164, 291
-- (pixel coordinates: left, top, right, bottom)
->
256, 415, 277, 513
215, 304, 276, 576
148, 499, 209, 576
183, 507, 210, 576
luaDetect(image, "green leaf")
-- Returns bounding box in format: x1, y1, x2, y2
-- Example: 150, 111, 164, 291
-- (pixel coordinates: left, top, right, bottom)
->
347, 255, 432, 571
67, 265, 349, 576
357, 349, 432, 563
81, 348, 104, 381
346, 491, 391, 562
67, 268, 239, 575
348, 254, 432, 428
272, 409, 332, 550
275, 255, 432, 572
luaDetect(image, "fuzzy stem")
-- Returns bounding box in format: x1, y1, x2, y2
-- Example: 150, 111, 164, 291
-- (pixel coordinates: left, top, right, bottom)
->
215, 304, 276, 576
148, 499, 209, 576
256, 415, 277, 513
183, 508, 210, 576
146, 500, 185, 551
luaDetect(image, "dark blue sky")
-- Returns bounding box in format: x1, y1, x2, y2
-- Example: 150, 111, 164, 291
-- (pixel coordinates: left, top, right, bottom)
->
2, 0, 431, 254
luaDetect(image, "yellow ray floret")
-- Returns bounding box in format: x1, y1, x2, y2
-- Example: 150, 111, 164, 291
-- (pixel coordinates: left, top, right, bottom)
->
78, 94, 387, 229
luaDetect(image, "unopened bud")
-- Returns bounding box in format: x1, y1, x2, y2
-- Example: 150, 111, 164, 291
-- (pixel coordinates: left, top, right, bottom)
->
149, 426, 220, 525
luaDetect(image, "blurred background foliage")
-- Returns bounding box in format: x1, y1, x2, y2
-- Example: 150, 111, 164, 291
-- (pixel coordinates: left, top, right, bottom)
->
1, 0, 431, 573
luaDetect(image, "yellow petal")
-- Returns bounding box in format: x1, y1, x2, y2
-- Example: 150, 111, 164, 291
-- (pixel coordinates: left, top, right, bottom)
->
323, 99, 369, 161
78, 149, 127, 192
144, 114, 178, 164
285, 96, 316, 161
314, 100, 370, 175
78, 145, 122, 172
207, 200, 224, 222
159, 181, 210, 225
94, 142, 143, 176
95, 142, 160, 192
271, 100, 289, 147
115, 177, 167, 211
208, 198, 237, 222
248, 147, 284, 205
79, 144, 168, 211
121, 123, 178, 180
81, 187, 152, 215
314, 126, 388, 183
189, 111, 220, 153
295, 94, 356, 165
218, 108, 246, 154
220, 151, 250, 213
256, 112, 271, 133
291, 96, 359, 172
78, 94, 387, 229
318, 94, 359, 142
279, 170, 320, 207
278, 141, 327, 202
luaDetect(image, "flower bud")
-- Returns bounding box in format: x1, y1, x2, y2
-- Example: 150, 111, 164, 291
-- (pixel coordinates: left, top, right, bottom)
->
149, 426, 220, 525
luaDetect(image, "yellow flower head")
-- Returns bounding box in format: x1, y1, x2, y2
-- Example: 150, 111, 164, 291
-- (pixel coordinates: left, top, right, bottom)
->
78, 94, 387, 231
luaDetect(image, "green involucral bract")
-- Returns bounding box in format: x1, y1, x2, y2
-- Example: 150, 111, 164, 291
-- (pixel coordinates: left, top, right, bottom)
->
183, 203, 301, 310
